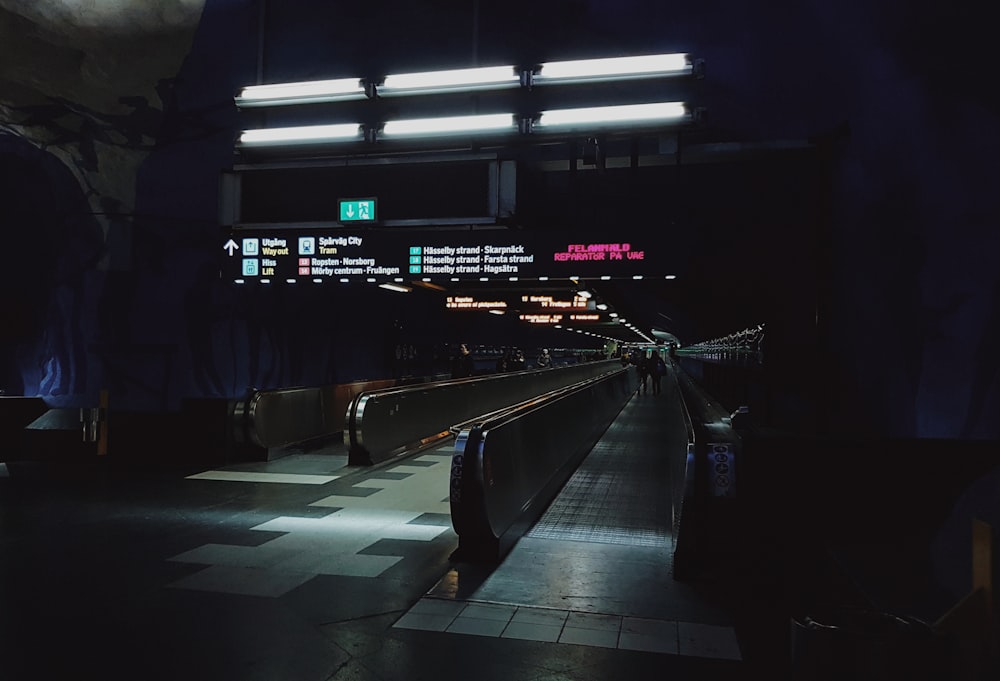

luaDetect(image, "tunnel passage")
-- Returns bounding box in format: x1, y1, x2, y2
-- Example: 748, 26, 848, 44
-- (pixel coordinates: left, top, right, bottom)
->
0, 135, 103, 398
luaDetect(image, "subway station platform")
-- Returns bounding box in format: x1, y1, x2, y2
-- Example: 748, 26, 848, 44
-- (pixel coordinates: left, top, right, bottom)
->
0, 382, 786, 681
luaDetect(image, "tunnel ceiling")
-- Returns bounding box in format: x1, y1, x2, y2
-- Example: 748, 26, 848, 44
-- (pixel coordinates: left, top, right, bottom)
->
0, 0, 829, 348
0, 1, 204, 115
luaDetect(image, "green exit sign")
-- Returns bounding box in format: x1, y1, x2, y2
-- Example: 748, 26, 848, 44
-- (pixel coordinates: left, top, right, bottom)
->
339, 198, 376, 222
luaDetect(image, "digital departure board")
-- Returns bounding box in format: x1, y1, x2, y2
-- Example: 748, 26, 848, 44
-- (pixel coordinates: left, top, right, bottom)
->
520, 295, 589, 309
221, 228, 672, 283
445, 296, 508, 310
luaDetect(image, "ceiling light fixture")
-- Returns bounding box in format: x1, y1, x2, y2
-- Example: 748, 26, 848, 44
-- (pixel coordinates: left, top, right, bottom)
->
381, 113, 517, 138
239, 123, 363, 146
379, 65, 520, 96
236, 77, 367, 107
533, 53, 692, 85
535, 102, 688, 131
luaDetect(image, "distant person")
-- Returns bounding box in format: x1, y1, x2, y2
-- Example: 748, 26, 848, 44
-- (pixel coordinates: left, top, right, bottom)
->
536, 348, 552, 368
650, 354, 666, 395
495, 349, 509, 373
451, 343, 474, 378
510, 348, 526, 372
636, 354, 650, 394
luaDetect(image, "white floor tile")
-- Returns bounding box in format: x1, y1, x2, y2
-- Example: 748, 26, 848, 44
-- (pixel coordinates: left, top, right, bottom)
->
510, 607, 568, 626
565, 611, 622, 631
278, 552, 401, 577
393, 612, 454, 632
447, 617, 508, 637
559, 626, 619, 648
167, 564, 314, 597
409, 598, 466, 617
501, 621, 563, 642
168, 543, 285, 569
186, 471, 338, 484
460, 603, 516, 621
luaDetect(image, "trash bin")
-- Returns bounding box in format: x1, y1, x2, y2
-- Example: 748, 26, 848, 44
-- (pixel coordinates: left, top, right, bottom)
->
790, 609, 943, 681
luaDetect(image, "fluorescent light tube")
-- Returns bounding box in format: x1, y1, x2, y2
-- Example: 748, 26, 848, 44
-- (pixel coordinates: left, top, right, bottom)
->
381, 113, 516, 138
239, 123, 363, 146
535, 53, 691, 84
379, 283, 411, 293
236, 78, 366, 107
536, 102, 687, 130
380, 65, 519, 96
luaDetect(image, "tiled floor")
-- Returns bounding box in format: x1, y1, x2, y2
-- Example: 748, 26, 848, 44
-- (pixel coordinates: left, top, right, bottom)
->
395, 598, 742, 659
1, 384, 762, 680
168, 451, 455, 595
401, 380, 742, 661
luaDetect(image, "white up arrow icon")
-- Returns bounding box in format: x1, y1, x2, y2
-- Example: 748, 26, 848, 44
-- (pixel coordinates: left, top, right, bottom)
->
224, 239, 239, 256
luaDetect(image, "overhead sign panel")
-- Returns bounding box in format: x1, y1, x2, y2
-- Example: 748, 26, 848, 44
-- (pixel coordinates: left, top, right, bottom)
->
222, 228, 674, 283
